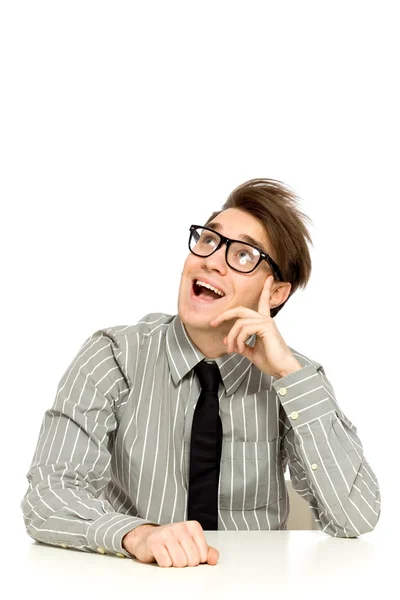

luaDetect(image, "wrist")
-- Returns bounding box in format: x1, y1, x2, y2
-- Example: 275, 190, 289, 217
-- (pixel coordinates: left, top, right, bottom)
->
275, 358, 303, 379
122, 524, 158, 555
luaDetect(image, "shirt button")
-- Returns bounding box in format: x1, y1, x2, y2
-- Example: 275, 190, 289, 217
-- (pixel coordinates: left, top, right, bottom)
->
97, 547, 106, 554
61, 543, 68, 548
278, 387, 287, 396
116, 552, 125, 558
311, 463, 318, 470
290, 411, 299, 420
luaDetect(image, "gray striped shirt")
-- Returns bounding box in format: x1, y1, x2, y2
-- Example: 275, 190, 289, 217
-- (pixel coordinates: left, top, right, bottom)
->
21, 312, 381, 557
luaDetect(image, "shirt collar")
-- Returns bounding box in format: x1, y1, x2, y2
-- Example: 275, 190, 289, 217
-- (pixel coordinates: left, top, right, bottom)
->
166, 314, 256, 397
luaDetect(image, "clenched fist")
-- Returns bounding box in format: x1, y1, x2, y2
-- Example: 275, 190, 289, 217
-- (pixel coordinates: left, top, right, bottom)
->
122, 521, 220, 568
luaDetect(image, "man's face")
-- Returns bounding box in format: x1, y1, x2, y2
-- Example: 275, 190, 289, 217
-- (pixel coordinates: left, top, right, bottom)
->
178, 208, 276, 333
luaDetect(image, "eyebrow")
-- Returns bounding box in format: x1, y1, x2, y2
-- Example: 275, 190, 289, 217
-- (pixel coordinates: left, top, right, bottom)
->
206, 221, 267, 254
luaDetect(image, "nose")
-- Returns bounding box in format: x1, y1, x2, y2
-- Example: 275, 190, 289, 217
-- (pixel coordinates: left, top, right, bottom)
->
202, 243, 228, 274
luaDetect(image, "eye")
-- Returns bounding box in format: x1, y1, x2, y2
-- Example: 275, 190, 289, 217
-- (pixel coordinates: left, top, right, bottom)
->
199, 233, 218, 247
205, 236, 217, 246
237, 249, 255, 263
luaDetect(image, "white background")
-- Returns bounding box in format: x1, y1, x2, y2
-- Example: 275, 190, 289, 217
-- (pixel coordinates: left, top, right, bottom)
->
1, 1, 398, 546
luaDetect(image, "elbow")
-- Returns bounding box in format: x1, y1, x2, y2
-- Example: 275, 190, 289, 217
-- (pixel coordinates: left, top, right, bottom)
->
326, 507, 382, 539
357, 504, 382, 537
20, 495, 36, 538
20, 489, 45, 542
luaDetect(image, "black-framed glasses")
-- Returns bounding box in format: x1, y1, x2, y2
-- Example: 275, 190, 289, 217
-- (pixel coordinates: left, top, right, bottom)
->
188, 225, 284, 280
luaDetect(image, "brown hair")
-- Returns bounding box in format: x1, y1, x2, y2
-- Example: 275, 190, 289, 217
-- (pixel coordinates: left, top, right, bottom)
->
204, 178, 313, 318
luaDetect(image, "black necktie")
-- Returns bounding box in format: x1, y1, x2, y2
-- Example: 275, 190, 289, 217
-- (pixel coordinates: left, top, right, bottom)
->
187, 360, 223, 530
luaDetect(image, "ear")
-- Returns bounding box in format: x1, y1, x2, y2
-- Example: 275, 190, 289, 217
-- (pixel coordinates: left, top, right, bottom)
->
270, 282, 291, 308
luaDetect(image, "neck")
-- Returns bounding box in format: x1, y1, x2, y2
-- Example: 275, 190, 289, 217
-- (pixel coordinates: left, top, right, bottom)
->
183, 322, 228, 359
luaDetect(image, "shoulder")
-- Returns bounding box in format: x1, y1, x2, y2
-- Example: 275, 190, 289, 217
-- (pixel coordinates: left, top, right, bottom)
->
75, 313, 174, 392
88, 313, 174, 347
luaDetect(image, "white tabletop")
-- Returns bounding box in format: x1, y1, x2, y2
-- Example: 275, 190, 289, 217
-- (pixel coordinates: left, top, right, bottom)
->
11, 529, 393, 599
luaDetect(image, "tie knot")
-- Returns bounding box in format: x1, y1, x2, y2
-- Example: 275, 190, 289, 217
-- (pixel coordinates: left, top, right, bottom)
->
194, 360, 221, 393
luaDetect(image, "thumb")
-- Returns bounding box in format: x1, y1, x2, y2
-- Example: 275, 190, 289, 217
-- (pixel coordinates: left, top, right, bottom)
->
207, 545, 220, 565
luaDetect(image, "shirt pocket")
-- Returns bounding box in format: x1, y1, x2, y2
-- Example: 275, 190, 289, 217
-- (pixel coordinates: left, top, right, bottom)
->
219, 439, 283, 511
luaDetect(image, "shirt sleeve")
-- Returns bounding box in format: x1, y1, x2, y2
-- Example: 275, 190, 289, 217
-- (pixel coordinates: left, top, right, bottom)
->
272, 362, 381, 538
21, 328, 159, 557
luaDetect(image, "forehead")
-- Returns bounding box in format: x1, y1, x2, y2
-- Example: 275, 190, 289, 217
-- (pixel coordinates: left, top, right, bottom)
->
206, 208, 271, 253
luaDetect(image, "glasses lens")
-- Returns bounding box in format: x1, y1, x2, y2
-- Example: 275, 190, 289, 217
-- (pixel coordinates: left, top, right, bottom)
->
189, 227, 220, 256
189, 227, 262, 273
227, 242, 261, 273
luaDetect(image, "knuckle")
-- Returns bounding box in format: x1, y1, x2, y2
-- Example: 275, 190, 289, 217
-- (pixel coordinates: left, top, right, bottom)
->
162, 529, 175, 541
188, 520, 203, 532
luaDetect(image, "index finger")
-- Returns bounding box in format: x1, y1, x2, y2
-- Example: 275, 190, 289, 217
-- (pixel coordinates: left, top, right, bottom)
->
258, 274, 274, 316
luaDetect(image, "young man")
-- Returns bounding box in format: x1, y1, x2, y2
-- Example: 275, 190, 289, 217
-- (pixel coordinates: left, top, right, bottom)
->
21, 178, 381, 568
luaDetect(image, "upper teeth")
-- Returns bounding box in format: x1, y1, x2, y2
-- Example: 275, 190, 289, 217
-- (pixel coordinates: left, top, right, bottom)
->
196, 280, 225, 297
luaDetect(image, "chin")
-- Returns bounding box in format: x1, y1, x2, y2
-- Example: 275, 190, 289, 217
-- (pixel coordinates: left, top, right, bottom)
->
178, 304, 210, 331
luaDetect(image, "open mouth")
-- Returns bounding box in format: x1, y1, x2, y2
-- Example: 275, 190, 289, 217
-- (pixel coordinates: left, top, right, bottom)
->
192, 279, 226, 301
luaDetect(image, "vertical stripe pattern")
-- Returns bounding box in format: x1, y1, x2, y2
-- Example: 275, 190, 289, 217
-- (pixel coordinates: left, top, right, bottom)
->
21, 313, 381, 557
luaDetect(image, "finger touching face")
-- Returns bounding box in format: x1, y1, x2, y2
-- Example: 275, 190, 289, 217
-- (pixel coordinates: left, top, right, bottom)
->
177, 208, 280, 332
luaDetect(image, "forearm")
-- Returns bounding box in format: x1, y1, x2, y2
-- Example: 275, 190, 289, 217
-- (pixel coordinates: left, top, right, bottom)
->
22, 465, 158, 556
283, 418, 381, 536
274, 362, 381, 537
20, 329, 160, 556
